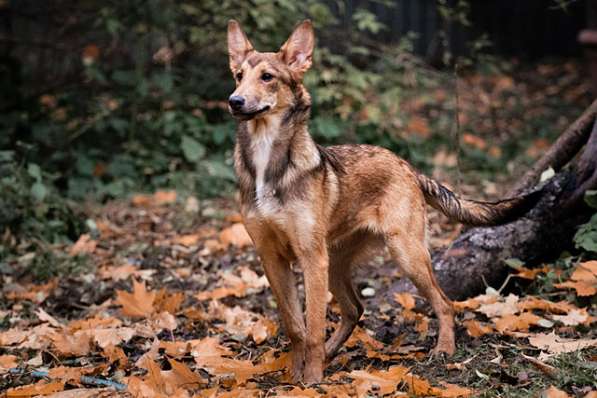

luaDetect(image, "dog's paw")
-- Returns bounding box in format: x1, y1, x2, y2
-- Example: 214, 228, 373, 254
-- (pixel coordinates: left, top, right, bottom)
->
432, 341, 456, 357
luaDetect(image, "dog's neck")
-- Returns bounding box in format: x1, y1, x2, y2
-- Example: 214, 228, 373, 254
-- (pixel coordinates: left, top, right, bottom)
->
234, 90, 322, 205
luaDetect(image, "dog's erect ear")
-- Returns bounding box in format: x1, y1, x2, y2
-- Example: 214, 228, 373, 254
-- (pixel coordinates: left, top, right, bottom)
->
227, 20, 254, 72
279, 20, 314, 76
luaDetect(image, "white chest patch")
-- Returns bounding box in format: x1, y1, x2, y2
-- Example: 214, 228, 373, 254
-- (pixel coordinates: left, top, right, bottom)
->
250, 123, 281, 215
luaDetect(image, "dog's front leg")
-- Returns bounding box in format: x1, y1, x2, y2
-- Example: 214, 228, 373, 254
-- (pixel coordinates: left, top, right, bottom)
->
261, 254, 306, 382
299, 245, 329, 383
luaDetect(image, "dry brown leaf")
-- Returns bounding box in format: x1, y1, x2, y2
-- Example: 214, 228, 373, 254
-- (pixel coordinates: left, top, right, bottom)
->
155, 289, 184, 314
172, 234, 202, 246
463, 320, 493, 338
0, 328, 28, 346
219, 223, 252, 249
439, 382, 474, 397
196, 267, 268, 301
90, 327, 135, 348
551, 309, 589, 326
517, 297, 576, 314
0, 354, 18, 373
554, 261, 597, 296
69, 234, 97, 256
346, 326, 384, 351
205, 301, 277, 344
98, 264, 138, 281
453, 293, 498, 312
50, 331, 92, 356
408, 116, 431, 138
493, 312, 541, 333
462, 133, 487, 150
115, 279, 156, 318
554, 280, 597, 296
6, 381, 65, 397
343, 366, 409, 396
45, 388, 112, 398
394, 292, 416, 310
36, 308, 62, 328
580, 260, 597, 275
102, 344, 128, 367
163, 358, 205, 389
513, 265, 549, 280
5, 280, 58, 304
477, 294, 519, 318
131, 190, 176, 207
529, 332, 597, 358
541, 386, 571, 398
68, 316, 122, 332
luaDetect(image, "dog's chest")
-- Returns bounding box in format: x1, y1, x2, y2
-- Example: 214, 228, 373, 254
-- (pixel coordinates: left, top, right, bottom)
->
251, 130, 282, 217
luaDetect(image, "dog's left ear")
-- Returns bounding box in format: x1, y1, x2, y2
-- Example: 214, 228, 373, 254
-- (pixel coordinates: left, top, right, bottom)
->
279, 20, 314, 76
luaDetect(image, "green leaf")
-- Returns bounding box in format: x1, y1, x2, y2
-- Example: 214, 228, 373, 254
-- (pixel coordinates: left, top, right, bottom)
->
574, 213, 597, 253
504, 258, 524, 269
31, 181, 47, 202
27, 163, 42, 181
585, 190, 597, 209
181, 135, 205, 162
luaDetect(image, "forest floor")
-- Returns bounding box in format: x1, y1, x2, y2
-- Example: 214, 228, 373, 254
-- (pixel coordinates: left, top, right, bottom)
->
0, 190, 596, 398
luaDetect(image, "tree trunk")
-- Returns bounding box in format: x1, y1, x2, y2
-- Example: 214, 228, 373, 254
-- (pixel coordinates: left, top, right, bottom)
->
389, 100, 597, 300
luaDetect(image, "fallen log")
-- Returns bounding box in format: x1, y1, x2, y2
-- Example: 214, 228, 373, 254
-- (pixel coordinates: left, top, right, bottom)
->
390, 99, 597, 300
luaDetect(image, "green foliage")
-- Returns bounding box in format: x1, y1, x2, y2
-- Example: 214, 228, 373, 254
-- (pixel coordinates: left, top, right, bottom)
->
573, 191, 597, 254
0, 152, 88, 279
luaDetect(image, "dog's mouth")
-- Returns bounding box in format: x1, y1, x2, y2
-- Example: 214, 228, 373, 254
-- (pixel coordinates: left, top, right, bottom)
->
231, 106, 271, 120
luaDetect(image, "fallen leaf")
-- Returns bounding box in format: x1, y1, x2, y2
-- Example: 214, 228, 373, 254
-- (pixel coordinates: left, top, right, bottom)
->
196, 267, 268, 301
517, 297, 576, 314
541, 386, 571, 398
493, 312, 541, 333
155, 289, 185, 314
69, 234, 96, 256
102, 344, 128, 367
131, 190, 176, 207
478, 294, 519, 318
6, 381, 65, 397
163, 358, 205, 389
513, 265, 549, 280
553, 280, 596, 296
0, 328, 28, 346
50, 331, 92, 356
551, 309, 589, 326
36, 308, 62, 328
0, 354, 18, 373
394, 292, 416, 310
115, 279, 156, 318
172, 234, 202, 247
219, 223, 252, 249
529, 332, 597, 359
554, 261, 597, 296
463, 320, 493, 338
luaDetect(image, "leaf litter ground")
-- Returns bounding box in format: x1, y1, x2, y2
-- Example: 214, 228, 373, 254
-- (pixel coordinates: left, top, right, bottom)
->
1, 190, 596, 397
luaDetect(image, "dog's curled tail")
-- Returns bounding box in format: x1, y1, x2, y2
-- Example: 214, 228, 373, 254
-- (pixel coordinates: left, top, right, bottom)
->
416, 174, 541, 226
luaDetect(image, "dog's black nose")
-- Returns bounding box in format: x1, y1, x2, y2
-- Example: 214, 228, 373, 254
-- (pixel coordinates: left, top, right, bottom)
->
228, 95, 245, 110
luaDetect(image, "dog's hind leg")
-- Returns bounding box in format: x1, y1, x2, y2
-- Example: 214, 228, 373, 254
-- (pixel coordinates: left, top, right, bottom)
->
385, 232, 456, 355
325, 233, 380, 360
325, 255, 362, 360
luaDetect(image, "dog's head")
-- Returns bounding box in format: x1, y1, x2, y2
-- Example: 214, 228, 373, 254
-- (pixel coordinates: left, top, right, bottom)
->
226, 20, 314, 120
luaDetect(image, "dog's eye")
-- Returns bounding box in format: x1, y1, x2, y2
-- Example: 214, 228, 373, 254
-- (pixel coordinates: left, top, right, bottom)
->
261, 73, 273, 82
236, 72, 243, 81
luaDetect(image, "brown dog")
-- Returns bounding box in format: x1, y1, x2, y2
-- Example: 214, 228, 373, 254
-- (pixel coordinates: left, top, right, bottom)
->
227, 19, 537, 383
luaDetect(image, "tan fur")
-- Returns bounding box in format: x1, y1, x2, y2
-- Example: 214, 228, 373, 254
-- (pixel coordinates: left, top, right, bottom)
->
226, 20, 535, 383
